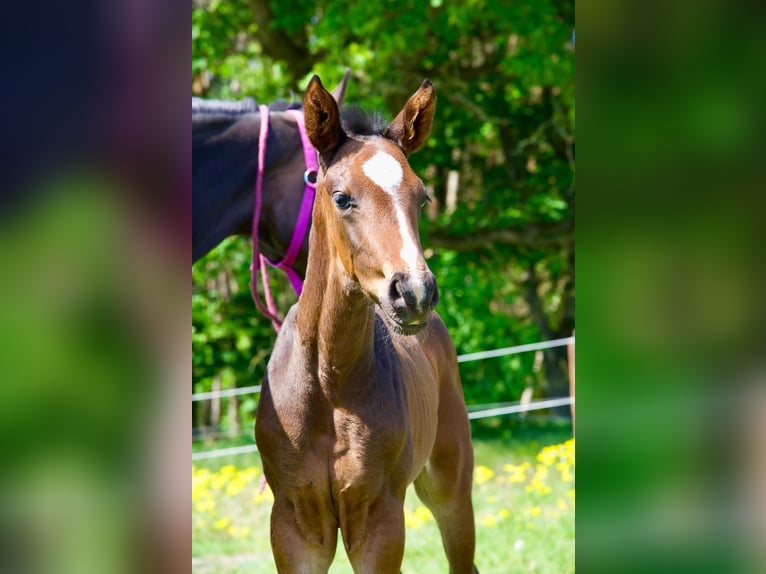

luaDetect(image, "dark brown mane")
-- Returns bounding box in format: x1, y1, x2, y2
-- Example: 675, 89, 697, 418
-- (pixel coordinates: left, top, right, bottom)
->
340, 105, 388, 136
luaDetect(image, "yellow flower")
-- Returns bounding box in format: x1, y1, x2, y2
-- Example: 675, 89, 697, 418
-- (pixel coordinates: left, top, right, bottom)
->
530, 506, 541, 517
192, 468, 212, 501
225, 467, 259, 497
252, 485, 274, 505
481, 514, 498, 527
405, 505, 432, 529
196, 498, 216, 513
536, 439, 576, 470
508, 461, 530, 483
213, 517, 231, 530
474, 465, 495, 485
525, 479, 552, 496
498, 508, 511, 519
533, 464, 549, 481
220, 464, 237, 476
556, 462, 574, 483
537, 447, 558, 467
227, 525, 251, 538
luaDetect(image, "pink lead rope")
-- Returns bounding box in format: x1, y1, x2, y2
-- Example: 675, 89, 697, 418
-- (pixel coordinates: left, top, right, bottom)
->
269, 109, 317, 294
251, 106, 318, 494
250, 106, 318, 332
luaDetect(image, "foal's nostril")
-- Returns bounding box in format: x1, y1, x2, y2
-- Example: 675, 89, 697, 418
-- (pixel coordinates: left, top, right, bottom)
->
388, 272, 411, 308
388, 272, 439, 313
424, 273, 439, 309
428, 279, 439, 308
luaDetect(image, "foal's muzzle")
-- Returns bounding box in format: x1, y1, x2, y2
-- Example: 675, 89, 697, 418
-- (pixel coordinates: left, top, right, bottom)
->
385, 271, 438, 334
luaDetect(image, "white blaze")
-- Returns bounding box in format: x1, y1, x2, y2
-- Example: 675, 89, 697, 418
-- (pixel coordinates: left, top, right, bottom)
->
362, 150, 402, 193
362, 151, 427, 300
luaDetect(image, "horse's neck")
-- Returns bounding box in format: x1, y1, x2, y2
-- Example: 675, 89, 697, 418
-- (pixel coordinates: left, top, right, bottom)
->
296, 225, 377, 397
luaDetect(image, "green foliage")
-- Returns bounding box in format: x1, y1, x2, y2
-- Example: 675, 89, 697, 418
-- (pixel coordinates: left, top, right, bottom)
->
192, 237, 296, 428
192, 0, 575, 429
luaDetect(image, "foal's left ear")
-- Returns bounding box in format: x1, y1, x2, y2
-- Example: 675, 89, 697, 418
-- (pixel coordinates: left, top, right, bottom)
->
304, 75, 345, 163
385, 79, 436, 155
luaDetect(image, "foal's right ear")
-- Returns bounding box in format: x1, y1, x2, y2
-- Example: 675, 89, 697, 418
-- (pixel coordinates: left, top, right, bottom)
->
304, 75, 345, 162
385, 79, 436, 155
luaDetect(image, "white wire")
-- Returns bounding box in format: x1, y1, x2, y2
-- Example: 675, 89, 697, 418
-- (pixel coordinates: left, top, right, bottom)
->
467, 396, 573, 420
192, 395, 574, 461
457, 337, 574, 363
192, 444, 259, 461
192, 385, 262, 402
191, 337, 575, 402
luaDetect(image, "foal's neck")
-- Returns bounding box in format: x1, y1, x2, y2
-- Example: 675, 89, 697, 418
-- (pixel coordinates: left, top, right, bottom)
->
296, 232, 377, 399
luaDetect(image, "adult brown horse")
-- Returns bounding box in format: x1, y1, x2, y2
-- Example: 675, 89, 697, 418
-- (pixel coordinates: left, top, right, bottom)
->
256, 77, 478, 573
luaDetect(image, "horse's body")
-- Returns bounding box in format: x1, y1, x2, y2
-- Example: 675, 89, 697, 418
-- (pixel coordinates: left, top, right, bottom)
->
256, 77, 478, 573
192, 99, 308, 267
191, 74, 348, 266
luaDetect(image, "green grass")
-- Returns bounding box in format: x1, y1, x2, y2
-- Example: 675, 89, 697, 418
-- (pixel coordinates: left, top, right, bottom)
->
193, 419, 574, 573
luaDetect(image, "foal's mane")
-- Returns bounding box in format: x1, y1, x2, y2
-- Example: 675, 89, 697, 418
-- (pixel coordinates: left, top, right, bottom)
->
340, 105, 388, 137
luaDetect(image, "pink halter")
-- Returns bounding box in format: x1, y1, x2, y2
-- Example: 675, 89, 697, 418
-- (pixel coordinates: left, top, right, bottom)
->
250, 105, 317, 331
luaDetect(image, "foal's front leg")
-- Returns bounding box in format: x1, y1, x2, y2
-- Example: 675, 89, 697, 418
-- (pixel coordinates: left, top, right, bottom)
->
341, 491, 406, 574
270, 490, 338, 574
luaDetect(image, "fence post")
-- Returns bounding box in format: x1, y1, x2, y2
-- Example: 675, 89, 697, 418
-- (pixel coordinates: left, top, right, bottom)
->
567, 331, 575, 434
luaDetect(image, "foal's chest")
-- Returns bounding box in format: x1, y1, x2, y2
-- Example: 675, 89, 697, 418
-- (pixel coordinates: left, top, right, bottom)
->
323, 362, 439, 491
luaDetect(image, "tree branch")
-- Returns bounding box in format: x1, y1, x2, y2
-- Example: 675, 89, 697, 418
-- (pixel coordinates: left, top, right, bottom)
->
428, 222, 573, 252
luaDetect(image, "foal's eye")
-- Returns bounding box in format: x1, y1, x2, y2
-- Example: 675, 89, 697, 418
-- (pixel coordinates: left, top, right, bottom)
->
332, 191, 352, 211
420, 196, 431, 209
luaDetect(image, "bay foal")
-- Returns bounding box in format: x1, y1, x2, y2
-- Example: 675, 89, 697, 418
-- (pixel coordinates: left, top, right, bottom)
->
255, 76, 478, 573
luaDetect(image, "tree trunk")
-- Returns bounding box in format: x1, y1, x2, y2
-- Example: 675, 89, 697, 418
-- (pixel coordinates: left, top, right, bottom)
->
522, 261, 572, 418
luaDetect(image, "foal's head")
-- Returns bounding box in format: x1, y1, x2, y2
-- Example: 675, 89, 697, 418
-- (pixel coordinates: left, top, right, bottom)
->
303, 76, 438, 335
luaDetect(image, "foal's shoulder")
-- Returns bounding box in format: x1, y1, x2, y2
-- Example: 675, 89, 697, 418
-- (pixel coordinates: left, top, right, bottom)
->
421, 312, 458, 362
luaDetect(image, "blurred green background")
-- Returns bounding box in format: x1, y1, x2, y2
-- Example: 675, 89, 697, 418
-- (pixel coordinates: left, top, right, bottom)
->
4, 1, 765, 573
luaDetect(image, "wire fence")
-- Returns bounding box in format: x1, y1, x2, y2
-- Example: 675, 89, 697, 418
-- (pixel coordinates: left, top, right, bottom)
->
192, 336, 575, 461
192, 337, 574, 403
192, 385, 261, 402
456, 336, 574, 363
192, 396, 574, 461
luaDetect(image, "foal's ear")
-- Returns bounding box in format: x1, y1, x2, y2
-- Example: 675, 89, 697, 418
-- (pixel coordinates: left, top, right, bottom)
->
385, 79, 436, 155
304, 75, 345, 161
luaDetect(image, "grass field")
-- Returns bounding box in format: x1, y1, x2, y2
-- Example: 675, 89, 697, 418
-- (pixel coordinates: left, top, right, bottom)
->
193, 419, 574, 573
